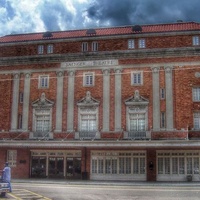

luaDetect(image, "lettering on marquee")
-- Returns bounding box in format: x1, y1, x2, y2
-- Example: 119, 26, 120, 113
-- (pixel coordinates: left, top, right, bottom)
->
62, 60, 118, 68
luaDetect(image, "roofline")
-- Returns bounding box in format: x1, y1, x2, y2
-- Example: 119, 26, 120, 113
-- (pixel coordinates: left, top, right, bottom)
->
1, 21, 199, 37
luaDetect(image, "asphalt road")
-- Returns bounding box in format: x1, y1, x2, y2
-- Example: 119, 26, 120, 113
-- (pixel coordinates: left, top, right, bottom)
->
4, 181, 200, 200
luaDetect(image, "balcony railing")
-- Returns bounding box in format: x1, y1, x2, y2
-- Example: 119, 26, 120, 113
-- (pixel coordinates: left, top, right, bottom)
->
29, 131, 53, 139
124, 131, 151, 140
75, 131, 101, 140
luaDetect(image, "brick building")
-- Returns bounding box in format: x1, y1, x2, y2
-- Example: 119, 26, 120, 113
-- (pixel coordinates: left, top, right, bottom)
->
0, 21, 200, 181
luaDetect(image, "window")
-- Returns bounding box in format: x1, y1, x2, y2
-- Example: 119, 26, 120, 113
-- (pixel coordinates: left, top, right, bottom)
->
7, 150, 17, 167
39, 75, 49, 88
38, 45, 44, 54
82, 42, 88, 52
19, 92, 23, 103
18, 114, 22, 129
130, 113, 145, 131
92, 41, 98, 51
160, 88, 165, 99
194, 112, 200, 129
128, 39, 135, 49
77, 91, 99, 136
35, 109, 51, 132
193, 36, 200, 46
157, 151, 200, 176
138, 39, 146, 48
193, 87, 200, 101
91, 151, 146, 175
83, 72, 94, 86
32, 93, 54, 138
131, 71, 143, 85
80, 114, 96, 131
47, 44, 53, 54
160, 112, 166, 128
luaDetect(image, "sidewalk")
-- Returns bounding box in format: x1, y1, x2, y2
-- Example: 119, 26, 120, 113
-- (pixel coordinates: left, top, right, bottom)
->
11, 178, 200, 187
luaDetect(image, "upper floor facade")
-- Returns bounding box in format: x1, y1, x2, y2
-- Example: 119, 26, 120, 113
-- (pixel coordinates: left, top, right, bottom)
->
0, 21, 200, 141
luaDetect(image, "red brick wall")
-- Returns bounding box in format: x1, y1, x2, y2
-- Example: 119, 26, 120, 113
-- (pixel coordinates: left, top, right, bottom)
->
0, 35, 194, 57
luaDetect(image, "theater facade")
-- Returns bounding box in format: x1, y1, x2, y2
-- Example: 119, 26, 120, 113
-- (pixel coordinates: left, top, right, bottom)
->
1, 21, 200, 181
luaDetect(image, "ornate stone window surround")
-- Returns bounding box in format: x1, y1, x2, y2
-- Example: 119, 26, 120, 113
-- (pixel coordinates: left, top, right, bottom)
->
124, 90, 149, 133
31, 93, 54, 137
77, 91, 100, 132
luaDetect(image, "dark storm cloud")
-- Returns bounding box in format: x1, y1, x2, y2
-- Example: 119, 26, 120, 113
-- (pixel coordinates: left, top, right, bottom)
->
39, 0, 73, 31
86, 0, 200, 26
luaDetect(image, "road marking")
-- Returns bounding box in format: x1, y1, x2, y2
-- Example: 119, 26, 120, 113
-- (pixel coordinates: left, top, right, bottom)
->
7, 189, 51, 200
12, 183, 200, 192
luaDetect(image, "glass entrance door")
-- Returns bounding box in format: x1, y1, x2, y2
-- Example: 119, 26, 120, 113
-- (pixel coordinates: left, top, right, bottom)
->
31, 156, 46, 178
48, 157, 64, 178
66, 158, 81, 179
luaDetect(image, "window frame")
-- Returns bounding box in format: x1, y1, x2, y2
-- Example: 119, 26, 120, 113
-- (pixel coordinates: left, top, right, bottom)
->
82, 42, 88, 52
78, 107, 99, 132
92, 41, 98, 52
194, 112, 200, 130
131, 71, 143, 85
19, 92, 23, 103
83, 72, 95, 87
47, 44, 54, 54
138, 38, 146, 48
38, 45, 44, 54
39, 75, 49, 89
160, 88, 165, 99
128, 39, 135, 49
193, 87, 200, 101
7, 150, 17, 167
160, 112, 166, 128
192, 36, 200, 46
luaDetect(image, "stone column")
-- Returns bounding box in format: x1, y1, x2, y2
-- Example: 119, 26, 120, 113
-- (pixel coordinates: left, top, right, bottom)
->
67, 70, 75, 132
114, 68, 122, 131
55, 71, 64, 132
10, 73, 20, 131
165, 66, 174, 130
102, 69, 110, 132
22, 73, 31, 131
152, 67, 160, 130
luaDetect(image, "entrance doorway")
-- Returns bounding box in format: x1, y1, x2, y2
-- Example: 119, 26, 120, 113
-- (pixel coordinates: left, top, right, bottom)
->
66, 158, 81, 179
31, 157, 46, 178
48, 157, 64, 178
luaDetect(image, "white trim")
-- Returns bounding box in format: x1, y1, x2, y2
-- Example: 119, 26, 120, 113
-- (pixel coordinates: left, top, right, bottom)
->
83, 72, 95, 86
131, 71, 143, 85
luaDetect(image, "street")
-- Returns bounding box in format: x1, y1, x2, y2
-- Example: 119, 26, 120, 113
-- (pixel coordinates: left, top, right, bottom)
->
4, 181, 200, 200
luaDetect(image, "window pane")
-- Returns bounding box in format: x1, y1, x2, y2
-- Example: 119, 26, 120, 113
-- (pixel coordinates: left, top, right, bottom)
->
125, 157, 131, 174
105, 159, 111, 174
158, 158, 163, 174
179, 157, 185, 174
128, 40, 134, 49
194, 157, 199, 174
140, 158, 145, 174
164, 158, 170, 174
172, 158, 178, 174
119, 158, 125, 174
187, 158, 192, 174
133, 158, 139, 174
98, 159, 103, 174
92, 159, 97, 173
112, 158, 117, 174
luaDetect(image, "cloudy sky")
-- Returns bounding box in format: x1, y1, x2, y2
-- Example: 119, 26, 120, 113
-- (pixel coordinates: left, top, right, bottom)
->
0, 0, 200, 36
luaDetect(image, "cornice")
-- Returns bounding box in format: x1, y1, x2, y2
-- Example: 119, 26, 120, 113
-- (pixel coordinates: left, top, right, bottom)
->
0, 139, 200, 148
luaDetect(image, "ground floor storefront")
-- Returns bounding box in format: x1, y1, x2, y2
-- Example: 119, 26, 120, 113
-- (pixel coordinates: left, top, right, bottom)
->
0, 140, 200, 182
